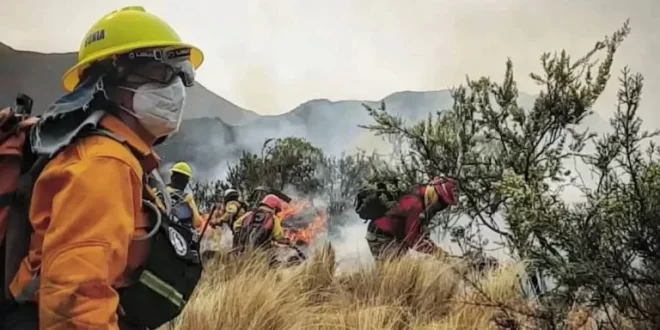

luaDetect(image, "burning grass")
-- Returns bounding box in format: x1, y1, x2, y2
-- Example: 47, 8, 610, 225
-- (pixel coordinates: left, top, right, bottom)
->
199, 198, 328, 244
189, 200, 542, 329
199, 198, 328, 256
158, 244, 566, 330
187, 201, 630, 329
279, 199, 329, 245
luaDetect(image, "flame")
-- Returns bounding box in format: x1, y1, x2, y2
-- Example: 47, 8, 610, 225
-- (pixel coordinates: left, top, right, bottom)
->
199, 200, 328, 245
199, 214, 209, 226
278, 199, 328, 245
198, 203, 224, 232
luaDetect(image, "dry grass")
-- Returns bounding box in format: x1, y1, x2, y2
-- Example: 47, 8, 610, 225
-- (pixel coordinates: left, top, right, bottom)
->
157, 242, 566, 330
155, 228, 643, 330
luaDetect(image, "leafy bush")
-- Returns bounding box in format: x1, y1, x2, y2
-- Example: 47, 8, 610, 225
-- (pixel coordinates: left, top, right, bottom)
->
188, 20, 660, 329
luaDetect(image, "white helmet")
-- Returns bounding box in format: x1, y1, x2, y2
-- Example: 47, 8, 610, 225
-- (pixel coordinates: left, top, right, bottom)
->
223, 188, 239, 203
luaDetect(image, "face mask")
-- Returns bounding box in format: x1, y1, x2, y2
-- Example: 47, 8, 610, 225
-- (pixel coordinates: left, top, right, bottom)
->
119, 77, 186, 138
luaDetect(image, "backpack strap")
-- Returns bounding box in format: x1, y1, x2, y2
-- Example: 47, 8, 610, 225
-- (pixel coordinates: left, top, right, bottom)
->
169, 188, 186, 204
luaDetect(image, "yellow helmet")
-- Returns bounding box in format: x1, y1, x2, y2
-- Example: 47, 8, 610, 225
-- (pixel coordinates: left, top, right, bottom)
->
62, 6, 204, 92
170, 162, 193, 178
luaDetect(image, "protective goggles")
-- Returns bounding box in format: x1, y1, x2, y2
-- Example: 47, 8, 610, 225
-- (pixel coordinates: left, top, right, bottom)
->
115, 47, 196, 87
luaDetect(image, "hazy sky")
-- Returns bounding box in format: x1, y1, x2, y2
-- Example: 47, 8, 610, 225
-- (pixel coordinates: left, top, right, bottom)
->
1, 0, 658, 118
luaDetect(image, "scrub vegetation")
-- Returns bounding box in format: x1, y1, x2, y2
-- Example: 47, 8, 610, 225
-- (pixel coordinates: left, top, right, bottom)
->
180, 21, 658, 329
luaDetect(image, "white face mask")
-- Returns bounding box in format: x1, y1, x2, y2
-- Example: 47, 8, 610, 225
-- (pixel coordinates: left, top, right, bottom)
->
119, 77, 187, 138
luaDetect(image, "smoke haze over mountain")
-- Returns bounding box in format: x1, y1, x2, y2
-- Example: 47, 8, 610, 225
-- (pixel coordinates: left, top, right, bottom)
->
1, 0, 657, 121
1, 0, 657, 269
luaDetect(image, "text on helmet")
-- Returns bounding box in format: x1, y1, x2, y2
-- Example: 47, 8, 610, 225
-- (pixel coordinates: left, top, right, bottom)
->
84, 30, 106, 47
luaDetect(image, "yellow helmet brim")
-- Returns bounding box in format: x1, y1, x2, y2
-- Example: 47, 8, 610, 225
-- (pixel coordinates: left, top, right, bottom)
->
170, 168, 192, 177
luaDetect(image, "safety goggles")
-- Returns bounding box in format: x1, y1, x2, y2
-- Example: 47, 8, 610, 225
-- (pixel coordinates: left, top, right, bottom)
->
115, 47, 196, 87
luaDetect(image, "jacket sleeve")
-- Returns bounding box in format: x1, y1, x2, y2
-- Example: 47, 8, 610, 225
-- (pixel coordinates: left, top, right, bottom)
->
185, 194, 203, 228
38, 156, 140, 330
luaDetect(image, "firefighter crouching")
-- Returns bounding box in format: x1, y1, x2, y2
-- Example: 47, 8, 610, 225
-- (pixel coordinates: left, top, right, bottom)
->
361, 177, 458, 262
232, 194, 296, 252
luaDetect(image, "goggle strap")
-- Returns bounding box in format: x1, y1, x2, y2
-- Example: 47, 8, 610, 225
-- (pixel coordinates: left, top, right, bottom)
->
124, 47, 191, 63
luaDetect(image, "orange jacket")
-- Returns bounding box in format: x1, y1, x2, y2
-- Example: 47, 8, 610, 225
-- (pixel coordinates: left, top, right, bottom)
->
9, 114, 158, 330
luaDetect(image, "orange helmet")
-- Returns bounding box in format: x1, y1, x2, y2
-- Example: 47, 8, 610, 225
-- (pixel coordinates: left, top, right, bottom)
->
260, 194, 284, 212
430, 177, 458, 206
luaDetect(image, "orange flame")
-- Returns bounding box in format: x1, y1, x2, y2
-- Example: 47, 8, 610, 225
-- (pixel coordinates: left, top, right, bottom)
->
198, 202, 224, 232
199, 200, 327, 244
278, 199, 328, 245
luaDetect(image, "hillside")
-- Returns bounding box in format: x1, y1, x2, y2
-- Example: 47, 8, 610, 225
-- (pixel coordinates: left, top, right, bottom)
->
0, 43, 259, 125
160, 90, 610, 179
1, 42, 610, 179
157, 90, 461, 177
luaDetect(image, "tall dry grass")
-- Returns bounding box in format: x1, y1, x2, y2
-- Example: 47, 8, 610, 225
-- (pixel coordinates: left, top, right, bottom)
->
158, 242, 573, 330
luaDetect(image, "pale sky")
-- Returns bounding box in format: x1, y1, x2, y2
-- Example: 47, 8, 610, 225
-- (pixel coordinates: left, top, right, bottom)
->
1, 0, 658, 118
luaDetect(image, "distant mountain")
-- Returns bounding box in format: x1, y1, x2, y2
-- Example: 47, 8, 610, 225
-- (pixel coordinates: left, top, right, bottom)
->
234, 90, 457, 156
0, 42, 259, 125
157, 90, 459, 177
1, 42, 610, 180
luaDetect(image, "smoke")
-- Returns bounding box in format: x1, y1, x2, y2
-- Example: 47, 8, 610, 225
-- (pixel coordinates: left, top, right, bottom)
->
186, 86, 620, 277
4, 0, 658, 123
184, 90, 457, 182
329, 220, 374, 273
248, 183, 377, 271
201, 225, 233, 253
211, 0, 656, 122
138, 0, 659, 273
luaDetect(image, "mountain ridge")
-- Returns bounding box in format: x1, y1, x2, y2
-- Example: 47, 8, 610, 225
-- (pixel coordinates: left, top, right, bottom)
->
1, 42, 446, 126
0, 42, 260, 125
1, 42, 609, 180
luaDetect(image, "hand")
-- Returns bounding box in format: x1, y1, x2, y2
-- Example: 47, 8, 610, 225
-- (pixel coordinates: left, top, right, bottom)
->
0, 107, 9, 123
21, 116, 39, 128
0, 107, 38, 129
211, 218, 225, 227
